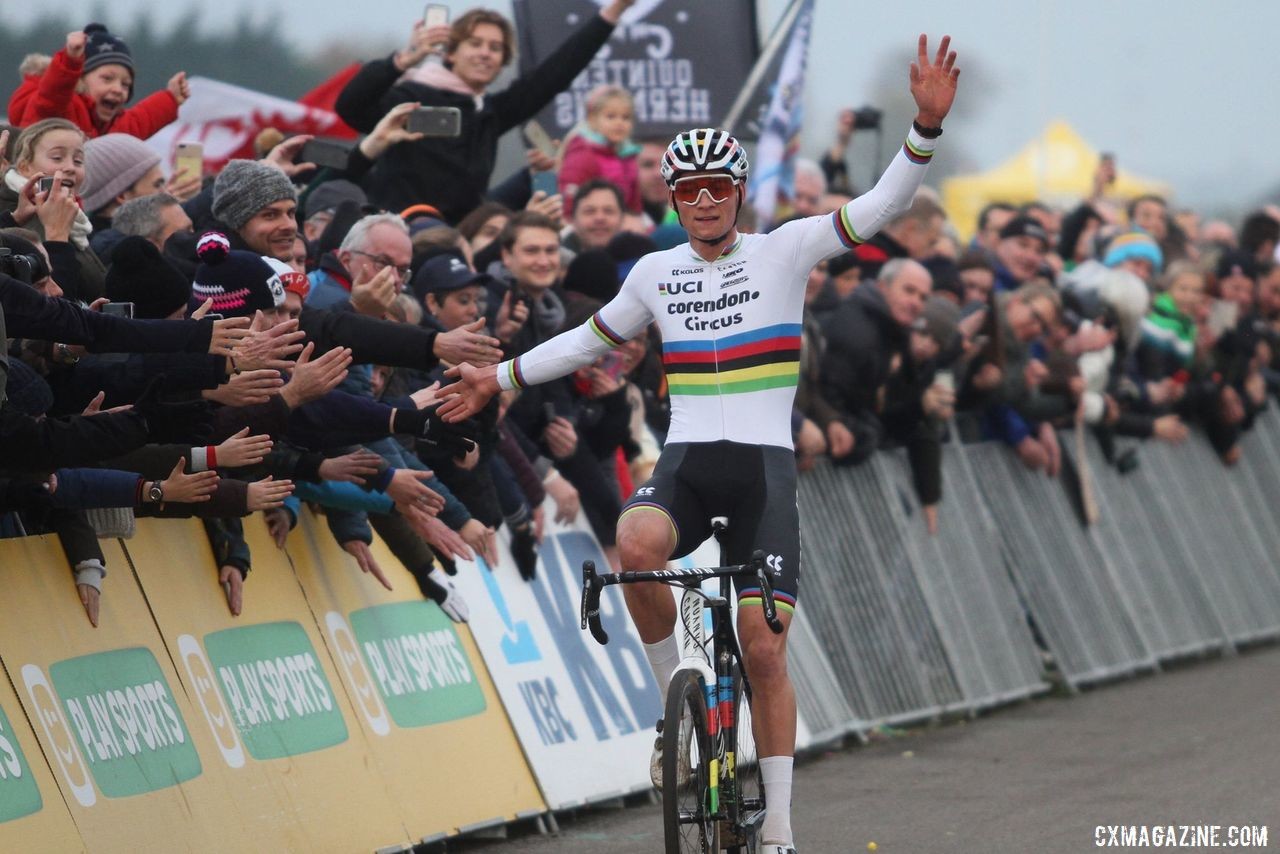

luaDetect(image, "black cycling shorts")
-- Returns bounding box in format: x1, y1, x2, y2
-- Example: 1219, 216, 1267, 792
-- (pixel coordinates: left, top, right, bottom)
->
620, 441, 800, 611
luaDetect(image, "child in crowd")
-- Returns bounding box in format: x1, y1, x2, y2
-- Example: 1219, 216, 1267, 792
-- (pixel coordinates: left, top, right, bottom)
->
8, 23, 189, 140
557, 84, 641, 217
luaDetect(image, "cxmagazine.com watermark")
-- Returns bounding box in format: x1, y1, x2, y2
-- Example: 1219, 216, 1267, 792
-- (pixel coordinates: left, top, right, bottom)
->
1096, 825, 1269, 848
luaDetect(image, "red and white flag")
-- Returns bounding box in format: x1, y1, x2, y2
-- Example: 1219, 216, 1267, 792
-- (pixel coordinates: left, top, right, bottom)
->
146, 72, 359, 175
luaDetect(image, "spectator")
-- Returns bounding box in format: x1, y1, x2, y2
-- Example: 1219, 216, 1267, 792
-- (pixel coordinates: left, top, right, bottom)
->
558, 85, 641, 217
973, 201, 1017, 253
308, 212, 411, 316
335, 1, 635, 221
1057, 202, 1104, 271
853, 193, 946, 280
788, 158, 827, 219
208, 159, 300, 262
1239, 210, 1280, 266
457, 202, 513, 261
957, 250, 996, 308
565, 179, 625, 253
818, 258, 933, 465
301, 179, 367, 243
81, 134, 162, 233
493, 211, 565, 358
991, 214, 1050, 292
1128, 194, 1168, 242
113, 193, 192, 253
8, 25, 188, 139
635, 140, 675, 227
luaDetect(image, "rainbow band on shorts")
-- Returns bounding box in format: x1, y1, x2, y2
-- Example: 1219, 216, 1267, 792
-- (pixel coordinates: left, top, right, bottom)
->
619, 503, 680, 547
737, 587, 796, 615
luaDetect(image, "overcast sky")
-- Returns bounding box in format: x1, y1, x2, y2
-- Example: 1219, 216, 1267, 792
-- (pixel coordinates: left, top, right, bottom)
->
8, 0, 1273, 217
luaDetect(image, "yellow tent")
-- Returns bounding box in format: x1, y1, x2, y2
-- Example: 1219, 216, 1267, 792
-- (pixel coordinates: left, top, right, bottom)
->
941, 120, 1170, 243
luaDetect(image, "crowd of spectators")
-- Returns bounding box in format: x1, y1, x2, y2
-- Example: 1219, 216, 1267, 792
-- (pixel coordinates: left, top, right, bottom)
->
3, 7, 1275, 630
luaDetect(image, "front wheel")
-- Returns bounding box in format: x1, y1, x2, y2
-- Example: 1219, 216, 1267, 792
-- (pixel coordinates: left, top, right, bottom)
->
663, 669, 719, 853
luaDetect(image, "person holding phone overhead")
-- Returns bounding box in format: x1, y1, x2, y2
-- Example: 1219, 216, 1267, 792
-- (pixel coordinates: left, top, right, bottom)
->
335, 0, 637, 223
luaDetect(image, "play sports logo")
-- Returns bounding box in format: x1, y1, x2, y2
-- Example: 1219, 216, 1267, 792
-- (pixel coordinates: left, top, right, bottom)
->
324, 612, 390, 736
21, 664, 95, 807
178, 634, 245, 768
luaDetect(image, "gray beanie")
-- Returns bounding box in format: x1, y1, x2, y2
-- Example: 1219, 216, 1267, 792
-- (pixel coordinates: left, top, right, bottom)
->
81, 134, 161, 213
211, 159, 297, 231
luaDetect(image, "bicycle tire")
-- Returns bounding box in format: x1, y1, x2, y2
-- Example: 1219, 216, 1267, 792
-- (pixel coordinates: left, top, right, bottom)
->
663, 669, 719, 854
724, 664, 765, 853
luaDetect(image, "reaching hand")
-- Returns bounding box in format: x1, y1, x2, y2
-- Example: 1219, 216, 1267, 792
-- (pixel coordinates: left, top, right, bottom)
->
203, 369, 284, 407
78, 582, 100, 627
825, 420, 855, 459
247, 476, 294, 511
909, 34, 960, 127
406, 512, 474, 561
409, 380, 441, 411
65, 31, 87, 59
219, 565, 244, 617
434, 318, 503, 367
524, 190, 563, 227
208, 315, 253, 357
350, 265, 398, 318
544, 472, 580, 524
437, 362, 500, 421
342, 540, 392, 590
264, 507, 292, 548
459, 518, 498, 566
233, 313, 306, 372
386, 468, 446, 515
318, 450, 383, 483
280, 343, 352, 408
160, 458, 220, 503
264, 135, 315, 178
215, 427, 274, 468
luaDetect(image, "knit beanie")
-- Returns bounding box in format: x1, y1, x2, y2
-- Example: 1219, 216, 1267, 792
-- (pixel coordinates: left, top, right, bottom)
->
211, 160, 297, 232
82, 24, 134, 94
191, 232, 286, 317
1103, 229, 1163, 273
105, 236, 192, 319
305, 178, 367, 220
561, 249, 620, 303
81, 134, 160, 213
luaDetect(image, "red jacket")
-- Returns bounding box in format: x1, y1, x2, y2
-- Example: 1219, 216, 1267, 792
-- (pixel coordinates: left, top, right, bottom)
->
8, 49, 178, 140
558, 133, 642, 217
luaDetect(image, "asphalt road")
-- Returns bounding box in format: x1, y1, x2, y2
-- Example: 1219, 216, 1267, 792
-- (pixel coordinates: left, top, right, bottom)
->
459, 645, 1280, 853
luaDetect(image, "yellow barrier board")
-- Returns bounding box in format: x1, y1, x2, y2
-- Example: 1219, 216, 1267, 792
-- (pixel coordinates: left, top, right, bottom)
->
125, 517, 411, 853
0, 535, 258, 852
287, 509, 545, 840
0, 657, 84, 852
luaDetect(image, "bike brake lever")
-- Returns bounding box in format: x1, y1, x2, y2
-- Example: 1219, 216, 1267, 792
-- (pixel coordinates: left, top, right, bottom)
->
580, 560, 610, 645
753, 554, 784, 635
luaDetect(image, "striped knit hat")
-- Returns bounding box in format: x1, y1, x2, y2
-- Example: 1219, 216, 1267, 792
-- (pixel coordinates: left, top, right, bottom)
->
82, 24, 134, 98
1103, 229, 1163, 274
190, 232, 285, 318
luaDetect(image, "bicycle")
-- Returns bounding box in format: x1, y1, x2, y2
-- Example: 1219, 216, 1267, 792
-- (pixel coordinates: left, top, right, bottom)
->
580, 516, 784, 853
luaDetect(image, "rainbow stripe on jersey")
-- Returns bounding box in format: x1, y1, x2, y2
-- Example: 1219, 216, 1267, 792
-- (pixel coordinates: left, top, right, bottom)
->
662, 323, 802, 396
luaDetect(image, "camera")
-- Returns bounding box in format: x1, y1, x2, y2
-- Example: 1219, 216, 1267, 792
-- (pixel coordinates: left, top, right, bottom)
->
0, 247, 41, 284
852, 105, 883, 130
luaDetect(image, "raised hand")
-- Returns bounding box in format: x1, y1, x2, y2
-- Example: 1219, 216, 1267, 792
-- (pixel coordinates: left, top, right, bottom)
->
349, 265, 398, 318
342, 540, 392, 590
386, 468, 446, 515
279, 343, 352, 408
318, 449, 384, 483
160, 458, 220, 504
433, 318, 503, 366
65, 31, 87, 59
359, 101, 426, 161
208, 315, 253, 357
167, 71, 191, 106
909, 34, 960, 127
264, 134, 315, 178
232, 312, 306, 372
203, 369, 285, 407
219, 565, 244, 617
216, 427, 274, 468
246, 476, 294, 511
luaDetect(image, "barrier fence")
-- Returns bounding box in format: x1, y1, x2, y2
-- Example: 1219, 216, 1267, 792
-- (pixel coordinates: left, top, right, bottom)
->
4, 413, 1280, 851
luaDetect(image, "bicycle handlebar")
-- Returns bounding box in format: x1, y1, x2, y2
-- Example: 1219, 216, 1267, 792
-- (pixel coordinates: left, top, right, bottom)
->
579, 552, 784, 646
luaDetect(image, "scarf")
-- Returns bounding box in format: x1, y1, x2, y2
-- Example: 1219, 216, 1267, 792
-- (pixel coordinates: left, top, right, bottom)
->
399, 62, 485, 110
4, 168, 93, 251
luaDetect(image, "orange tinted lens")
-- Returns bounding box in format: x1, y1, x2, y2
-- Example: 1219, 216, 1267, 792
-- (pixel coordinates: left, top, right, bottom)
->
673, 175, 735, 205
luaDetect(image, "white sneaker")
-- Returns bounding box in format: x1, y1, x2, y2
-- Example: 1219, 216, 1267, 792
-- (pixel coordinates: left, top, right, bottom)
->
649, 720, 692, 791
761, 845, 798, 854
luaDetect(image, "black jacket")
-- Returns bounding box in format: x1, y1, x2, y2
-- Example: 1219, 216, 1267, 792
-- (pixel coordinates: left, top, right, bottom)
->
818, 283, 911, 463
334, 14, 615, 221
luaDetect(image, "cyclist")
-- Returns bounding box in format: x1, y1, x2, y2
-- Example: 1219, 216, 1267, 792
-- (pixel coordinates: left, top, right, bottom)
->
440, 34, 959, 854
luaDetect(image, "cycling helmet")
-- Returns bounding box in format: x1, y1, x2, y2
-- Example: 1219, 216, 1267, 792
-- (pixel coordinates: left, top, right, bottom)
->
661, 128, 749, 188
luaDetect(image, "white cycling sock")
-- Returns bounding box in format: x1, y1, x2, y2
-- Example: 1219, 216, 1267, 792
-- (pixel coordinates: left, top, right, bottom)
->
643, 633, 681, 708
760, 755, 794, 846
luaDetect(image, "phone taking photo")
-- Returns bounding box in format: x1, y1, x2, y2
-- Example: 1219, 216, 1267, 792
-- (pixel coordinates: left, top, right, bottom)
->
407, 106, 462, 138
102, 301, 135, 318
174, 141, 204, 181
299, 139, 352, 171
424, 3, 449, 27
523, 120, 557, 159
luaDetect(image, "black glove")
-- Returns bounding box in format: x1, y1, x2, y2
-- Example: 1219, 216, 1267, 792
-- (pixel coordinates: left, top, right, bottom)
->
509, 521, 538, 581
392, 406, 478, 457
134, 376, 214, 445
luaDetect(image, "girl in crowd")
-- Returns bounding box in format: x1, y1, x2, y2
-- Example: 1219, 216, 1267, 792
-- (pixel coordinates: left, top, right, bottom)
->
558, 84, 642, 217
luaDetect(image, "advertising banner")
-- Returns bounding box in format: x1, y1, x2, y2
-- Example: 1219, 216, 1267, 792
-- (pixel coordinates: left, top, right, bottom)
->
286, 510, 545, 840
0, 536, 256, 851
0, 658, 82, 852
511, 0, 759, 139
124, 517, 410, 853
448, 501, 663, 809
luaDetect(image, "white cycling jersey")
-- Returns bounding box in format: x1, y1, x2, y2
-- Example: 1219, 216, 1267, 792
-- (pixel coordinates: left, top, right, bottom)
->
495, 126, 939, 449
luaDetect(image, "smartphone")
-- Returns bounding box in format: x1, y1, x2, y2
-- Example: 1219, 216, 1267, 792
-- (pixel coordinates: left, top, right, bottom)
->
934, 368, 955, 393
543, 401, 559, 425
102, 301, 135, 318
523, 120, 557, 159
36, 176, 55, 195
424, 3, 449, 27
205, 313, 225, 321
407, 106, 462, 137
531, 169, 559, 197
174, 141, 203, 181
300, 139, 352, 170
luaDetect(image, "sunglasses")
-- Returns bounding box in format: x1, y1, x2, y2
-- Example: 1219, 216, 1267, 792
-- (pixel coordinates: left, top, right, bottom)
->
672, 174, 739, 206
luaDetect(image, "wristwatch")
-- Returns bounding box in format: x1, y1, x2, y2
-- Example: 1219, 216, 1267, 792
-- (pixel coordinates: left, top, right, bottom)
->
148, 481, 165, 504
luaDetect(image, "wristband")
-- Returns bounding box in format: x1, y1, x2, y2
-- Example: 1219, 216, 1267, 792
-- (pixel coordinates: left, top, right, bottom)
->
135, 477, 146, 506
191, 447, 209, 471
912, 120, 943, 139
207, 445, 218, 469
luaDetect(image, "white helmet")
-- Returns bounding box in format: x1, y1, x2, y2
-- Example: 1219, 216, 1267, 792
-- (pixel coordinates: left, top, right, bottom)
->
660, 128, 749, 188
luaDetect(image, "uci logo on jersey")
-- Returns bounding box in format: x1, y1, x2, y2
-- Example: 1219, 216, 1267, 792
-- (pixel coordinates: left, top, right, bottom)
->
659, 280, 702, 296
